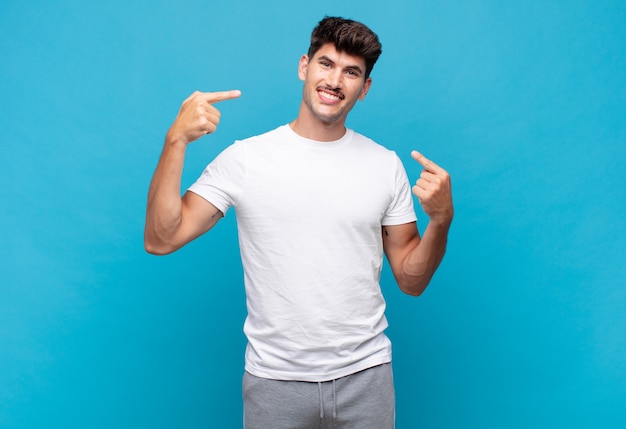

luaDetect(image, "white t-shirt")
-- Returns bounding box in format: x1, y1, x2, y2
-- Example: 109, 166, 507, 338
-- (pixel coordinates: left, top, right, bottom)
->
189, 124, 417, 381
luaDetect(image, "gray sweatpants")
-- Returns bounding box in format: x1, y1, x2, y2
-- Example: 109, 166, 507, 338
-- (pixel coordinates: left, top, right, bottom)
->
243, 363, 395, 429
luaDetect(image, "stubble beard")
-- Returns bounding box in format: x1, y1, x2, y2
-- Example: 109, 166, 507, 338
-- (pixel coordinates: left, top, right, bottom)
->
302, 87, 351, 125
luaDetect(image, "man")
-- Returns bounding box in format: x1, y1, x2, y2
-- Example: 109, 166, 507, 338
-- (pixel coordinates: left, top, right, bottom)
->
145, 16, 453, 429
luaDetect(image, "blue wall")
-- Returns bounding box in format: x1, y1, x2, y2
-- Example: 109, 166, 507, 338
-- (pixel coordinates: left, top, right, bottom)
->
1, 1, 624, 427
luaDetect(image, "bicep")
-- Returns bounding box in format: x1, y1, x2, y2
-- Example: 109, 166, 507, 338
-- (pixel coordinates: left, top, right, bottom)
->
175, 191, 224, 247
382, 222, 420, 274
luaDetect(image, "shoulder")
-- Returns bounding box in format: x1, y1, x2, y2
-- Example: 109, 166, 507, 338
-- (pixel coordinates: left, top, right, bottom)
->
216, 124, 287, 159
350, 129, 403, 164
237, 124, 289, 145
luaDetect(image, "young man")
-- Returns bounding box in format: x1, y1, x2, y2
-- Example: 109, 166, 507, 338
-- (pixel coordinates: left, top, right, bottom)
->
145, 16, 453, 428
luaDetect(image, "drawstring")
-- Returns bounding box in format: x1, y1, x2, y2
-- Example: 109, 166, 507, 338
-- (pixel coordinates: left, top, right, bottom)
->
318, 382, 324, 424
332, 379, 337, 425
319, 379, 338, 427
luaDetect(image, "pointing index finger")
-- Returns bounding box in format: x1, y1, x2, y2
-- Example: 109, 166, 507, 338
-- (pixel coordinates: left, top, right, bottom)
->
411, 150, 443, 173
206, 89, 242, 104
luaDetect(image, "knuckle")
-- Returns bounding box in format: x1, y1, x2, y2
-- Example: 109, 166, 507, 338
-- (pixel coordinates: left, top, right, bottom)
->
207, 104, 220, 116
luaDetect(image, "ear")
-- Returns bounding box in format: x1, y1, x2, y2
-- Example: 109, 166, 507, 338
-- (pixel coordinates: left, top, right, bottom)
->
358, 77, 373, 101
297, 54, 309, 81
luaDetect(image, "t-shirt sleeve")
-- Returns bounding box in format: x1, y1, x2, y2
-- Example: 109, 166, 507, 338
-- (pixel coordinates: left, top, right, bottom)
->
187, 141, 247, 216
381, 153, 418, 226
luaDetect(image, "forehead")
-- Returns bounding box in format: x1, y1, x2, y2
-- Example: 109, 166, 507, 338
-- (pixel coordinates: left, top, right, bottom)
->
311, 43, 366, 69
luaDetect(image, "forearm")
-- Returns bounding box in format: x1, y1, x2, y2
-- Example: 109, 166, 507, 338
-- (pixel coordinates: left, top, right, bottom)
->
144, 90, 240, 254
385, 151, 453, 295
144, 138, 188, 253
397, 220, 451, 296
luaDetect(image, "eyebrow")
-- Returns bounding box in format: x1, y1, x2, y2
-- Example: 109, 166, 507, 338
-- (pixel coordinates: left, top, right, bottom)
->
317, 55, 364, 75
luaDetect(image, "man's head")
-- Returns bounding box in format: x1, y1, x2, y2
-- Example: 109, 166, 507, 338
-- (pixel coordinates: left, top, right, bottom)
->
307, 16, 382, 80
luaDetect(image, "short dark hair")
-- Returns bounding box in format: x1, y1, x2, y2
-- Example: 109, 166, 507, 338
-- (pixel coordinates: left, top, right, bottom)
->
307, 16, 382, 79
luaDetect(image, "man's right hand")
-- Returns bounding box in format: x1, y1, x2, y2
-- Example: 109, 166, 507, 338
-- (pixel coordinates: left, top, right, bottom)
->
166, 90, 242, 145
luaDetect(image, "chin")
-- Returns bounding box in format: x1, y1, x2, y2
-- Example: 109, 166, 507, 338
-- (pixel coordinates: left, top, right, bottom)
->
312, 106, 347, 124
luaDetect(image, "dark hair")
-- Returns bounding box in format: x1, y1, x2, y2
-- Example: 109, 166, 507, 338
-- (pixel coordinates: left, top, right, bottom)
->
307, 16, 382, 79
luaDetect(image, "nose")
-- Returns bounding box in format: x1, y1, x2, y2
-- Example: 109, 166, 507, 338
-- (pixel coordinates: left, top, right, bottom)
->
325, 68, 342, 89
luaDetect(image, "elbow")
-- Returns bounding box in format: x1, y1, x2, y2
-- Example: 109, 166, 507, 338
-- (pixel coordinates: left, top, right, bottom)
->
144, 241, 169, 255
143, 231, 176, 256
395, 272, 431, 297
404, 288, 425, 297
398, 281, 427, 297
394, 259, 439, 297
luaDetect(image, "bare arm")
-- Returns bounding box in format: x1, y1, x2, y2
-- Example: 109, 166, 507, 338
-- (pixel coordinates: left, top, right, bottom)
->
383, 151, 453, 296
144, 90, 241, 255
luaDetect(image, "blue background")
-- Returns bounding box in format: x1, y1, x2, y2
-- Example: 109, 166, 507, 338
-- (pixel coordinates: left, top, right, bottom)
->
1, 0, 625, 427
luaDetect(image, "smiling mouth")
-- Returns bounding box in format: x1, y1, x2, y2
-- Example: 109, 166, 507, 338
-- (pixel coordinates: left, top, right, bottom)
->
317, 87, 344, 102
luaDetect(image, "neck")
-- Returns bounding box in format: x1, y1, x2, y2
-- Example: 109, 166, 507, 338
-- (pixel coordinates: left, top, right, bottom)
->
289, 103, 347, 142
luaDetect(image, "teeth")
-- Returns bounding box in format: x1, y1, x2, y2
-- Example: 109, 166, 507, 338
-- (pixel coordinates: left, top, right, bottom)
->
320, 91, 340, 101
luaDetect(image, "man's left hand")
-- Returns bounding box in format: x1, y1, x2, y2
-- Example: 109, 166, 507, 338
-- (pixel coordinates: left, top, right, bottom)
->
411, 150, 454, 226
